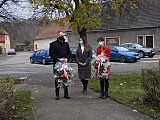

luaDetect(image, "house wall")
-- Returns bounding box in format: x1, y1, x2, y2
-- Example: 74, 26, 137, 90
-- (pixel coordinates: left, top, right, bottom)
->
33, 36, 69, 51
67, 31, 103, 49
67, 33, 79, 48
68, 27, 160, 51
34, 38, 56, 51
0, 43, 5, 53
5, 35, 10, 53
0, 35, 10, 54
35, 27, 160, 52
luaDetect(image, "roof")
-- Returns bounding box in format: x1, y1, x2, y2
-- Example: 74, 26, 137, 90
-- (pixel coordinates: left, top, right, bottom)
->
0, 29, 8, 35
34, 22, 70, 40
0, 30, 8, 43
16, 43, 27, 46
102, 0, 160, 30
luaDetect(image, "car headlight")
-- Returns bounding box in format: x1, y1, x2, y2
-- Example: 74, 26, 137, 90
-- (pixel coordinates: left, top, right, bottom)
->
144, 49, 151, 52
126, 53, 134, 56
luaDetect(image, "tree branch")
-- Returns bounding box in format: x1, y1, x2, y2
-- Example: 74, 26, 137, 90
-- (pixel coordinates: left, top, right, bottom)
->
0, 0, 8, 8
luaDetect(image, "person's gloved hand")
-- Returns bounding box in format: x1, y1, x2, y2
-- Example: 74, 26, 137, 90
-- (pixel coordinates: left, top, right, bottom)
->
59, 58, 68, 62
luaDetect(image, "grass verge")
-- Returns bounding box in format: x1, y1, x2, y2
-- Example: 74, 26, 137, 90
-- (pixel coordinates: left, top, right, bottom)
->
89, 73, 160, 119
13, 91, 34, 120
0, 76, 34, 120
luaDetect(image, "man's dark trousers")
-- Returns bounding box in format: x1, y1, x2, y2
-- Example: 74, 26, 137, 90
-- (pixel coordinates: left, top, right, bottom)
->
100, 78, 109, 99
55, 78, 69, 97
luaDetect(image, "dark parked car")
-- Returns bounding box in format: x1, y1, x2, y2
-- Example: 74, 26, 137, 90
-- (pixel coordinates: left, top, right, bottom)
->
108, 46, 140, 63
121, 43, 156, 58
30, 49, 53, 65
69, 47, 96, 63
8, 49, 16, 55
69, 47, 77, 63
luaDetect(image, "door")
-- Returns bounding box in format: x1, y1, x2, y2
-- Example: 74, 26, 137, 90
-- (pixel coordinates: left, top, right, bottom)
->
146, 36, 153, 48
109, 47, 119, 61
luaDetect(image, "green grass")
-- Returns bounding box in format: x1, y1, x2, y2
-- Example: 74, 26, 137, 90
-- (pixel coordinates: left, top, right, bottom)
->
89, 73, 160, 119
0, 76, 24, 84
13, 91, 34, 120
0, 76, 33, 120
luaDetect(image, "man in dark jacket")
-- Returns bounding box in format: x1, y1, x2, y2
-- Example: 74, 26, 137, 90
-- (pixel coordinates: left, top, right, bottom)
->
49, 31, 71, 100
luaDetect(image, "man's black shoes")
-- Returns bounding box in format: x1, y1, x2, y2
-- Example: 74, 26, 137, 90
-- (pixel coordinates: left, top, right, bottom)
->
64, 95, 70, 99
82, 90, 87, 95
101, 95, 108, 99
55, 96, 60, 100
99, 93, 108, 99
55, 96, 71, 100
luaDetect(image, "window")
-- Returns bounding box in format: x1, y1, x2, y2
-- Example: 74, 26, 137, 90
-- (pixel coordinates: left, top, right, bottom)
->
40, 50, 44, 55
122, 44, 128, 48
128, 44, 133, 48
137, 36, 144, 45
35, 44, 37, 50
36, 50, 40, 55
105, 37, 120, 46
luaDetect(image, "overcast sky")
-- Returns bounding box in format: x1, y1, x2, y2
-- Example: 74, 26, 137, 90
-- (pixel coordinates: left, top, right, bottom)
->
13, 0, 34, 19
2, 0, 34, 20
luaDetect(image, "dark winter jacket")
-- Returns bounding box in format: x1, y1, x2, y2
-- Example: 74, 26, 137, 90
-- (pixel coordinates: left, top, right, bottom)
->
49, 40, 71, 65
76, 46, 92, 79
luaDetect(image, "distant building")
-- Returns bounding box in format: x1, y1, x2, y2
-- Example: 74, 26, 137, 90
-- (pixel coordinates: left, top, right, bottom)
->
16, 43, 28, 51
96, 0, 160, 50
0, 30, 10, 54
33, 23, 69, 51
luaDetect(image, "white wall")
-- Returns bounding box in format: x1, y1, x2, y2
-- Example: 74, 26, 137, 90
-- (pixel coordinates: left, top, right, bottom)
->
34, 38, 56, 51
34, 36, 69, 51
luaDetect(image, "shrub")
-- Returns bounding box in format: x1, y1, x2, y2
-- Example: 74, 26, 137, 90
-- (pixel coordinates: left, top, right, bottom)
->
141, 68, 160, 111
0, 77, 17, 120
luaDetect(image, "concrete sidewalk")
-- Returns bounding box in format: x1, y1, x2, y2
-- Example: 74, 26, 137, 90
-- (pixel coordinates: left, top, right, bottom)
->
23, 73, 154, 120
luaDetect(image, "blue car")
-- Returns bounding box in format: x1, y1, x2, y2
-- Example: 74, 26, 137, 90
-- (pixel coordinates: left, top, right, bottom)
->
108, 46, 140, 63
30, 49, 53, 65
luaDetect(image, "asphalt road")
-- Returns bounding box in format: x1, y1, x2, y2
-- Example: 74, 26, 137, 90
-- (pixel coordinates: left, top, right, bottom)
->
0, 52, 159, 78
0, 52, 159, 120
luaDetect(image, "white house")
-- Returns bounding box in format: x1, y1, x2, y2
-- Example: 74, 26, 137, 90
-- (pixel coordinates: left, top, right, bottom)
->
33, 23, 69, 51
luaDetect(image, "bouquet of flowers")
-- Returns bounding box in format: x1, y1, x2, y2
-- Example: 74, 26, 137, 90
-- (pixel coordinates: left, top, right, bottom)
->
54, 62, 76, 88
91, 54, 110, 79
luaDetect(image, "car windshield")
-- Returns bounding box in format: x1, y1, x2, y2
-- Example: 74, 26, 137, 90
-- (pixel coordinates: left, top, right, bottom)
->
133, 44, 143, 48
70, 48, 77, 54
9, 49, 15, 52
116, 47, 129, 52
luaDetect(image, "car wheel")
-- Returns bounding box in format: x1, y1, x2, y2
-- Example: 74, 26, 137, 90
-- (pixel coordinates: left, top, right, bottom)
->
30, 58, 34, 63
133, 60, 137, 62
42, 58, 46, 65
119, 55, 126, 63
138, 51, 144, 58
148, 55, 154, 58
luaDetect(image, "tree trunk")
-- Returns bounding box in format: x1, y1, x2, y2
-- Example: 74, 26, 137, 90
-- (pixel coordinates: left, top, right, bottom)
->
78, 28, 87, 39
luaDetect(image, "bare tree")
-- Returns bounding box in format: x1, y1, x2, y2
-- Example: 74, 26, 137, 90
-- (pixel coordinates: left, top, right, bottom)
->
30, 0, 138, 38
0, 0, 33, 21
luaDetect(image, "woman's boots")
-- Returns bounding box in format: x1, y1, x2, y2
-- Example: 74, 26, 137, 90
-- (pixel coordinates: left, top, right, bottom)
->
99, 79, 109, 99
81, 79, 88, 94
